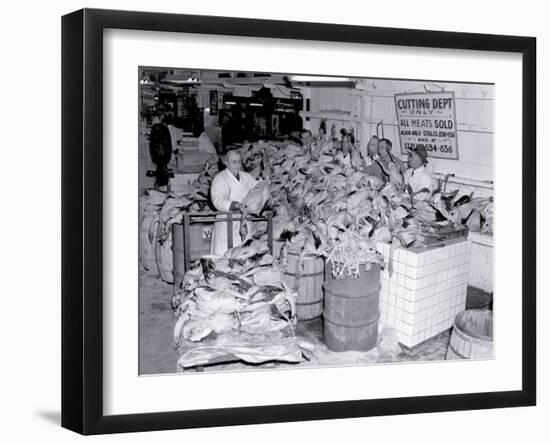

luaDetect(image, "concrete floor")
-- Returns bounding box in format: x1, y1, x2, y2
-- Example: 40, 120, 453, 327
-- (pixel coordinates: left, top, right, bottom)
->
139, 272, 492, 375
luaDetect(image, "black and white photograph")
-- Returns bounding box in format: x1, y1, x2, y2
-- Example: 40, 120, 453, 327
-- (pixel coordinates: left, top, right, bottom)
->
138, 68, 494, 375
1, 0, 545, 438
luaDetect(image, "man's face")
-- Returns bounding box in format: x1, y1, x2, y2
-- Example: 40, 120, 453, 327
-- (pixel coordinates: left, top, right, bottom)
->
379, 141, 391, 159
408, 151, 423, 169
367, 138, 379, 157
225, 151, 242, 176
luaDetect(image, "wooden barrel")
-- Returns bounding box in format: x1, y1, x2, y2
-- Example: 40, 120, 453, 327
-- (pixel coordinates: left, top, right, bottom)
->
446, 309, 493, 360
139, 214, 159, 273
323, 263, 380, 352
172, 222, 213, 289
283, 252, 324, 320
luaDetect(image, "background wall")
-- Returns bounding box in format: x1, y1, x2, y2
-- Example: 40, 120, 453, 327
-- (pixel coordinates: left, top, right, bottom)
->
305, 80, 494, 197
0, 1, 546, 442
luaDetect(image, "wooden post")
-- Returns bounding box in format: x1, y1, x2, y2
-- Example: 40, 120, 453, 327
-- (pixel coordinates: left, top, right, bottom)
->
227, 212, 233, 249
183, 213, 191, 272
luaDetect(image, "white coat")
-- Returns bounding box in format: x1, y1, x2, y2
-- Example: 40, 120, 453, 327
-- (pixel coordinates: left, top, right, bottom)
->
334, 151, 352, 167
210, 168, 257, 255
404, 165, 433, 200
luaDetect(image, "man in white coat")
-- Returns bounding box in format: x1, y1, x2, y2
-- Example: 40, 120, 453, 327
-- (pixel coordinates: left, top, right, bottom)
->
404, 145, 433, 201
210, 149, 257, 255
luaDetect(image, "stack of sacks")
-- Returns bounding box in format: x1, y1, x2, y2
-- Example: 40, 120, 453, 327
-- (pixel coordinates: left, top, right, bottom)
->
139, 189, 168, 273
155, 194, 198, 283
143, 163, 220, 283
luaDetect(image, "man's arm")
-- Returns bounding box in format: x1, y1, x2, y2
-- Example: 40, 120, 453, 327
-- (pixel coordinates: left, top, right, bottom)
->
210, 175, 234, 212
412, 174, 434, 201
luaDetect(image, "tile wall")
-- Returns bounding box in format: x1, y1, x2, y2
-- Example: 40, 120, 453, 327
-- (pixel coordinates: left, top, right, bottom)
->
377, 239, 471, 348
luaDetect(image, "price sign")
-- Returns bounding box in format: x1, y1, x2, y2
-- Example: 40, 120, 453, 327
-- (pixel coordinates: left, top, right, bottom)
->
394, 91, 459, 160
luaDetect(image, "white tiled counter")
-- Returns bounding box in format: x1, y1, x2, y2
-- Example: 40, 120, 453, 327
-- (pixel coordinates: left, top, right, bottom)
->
377, 238, 471, 348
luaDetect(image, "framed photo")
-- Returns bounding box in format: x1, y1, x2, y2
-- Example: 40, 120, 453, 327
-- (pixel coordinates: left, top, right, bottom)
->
62, 8, 536, 435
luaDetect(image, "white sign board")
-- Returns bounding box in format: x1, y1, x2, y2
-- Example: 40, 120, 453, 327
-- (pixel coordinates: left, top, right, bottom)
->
394, 92, 459, 160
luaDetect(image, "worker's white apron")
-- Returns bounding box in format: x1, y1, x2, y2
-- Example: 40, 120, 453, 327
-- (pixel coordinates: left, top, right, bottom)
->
210, 169, 256, 256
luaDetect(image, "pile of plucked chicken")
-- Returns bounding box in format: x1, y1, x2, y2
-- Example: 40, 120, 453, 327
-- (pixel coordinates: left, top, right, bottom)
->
171, 239, 314, 368
240, 137, 493, 278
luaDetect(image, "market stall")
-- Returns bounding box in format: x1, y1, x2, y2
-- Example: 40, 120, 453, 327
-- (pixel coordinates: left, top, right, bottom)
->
138, 69, 494, 374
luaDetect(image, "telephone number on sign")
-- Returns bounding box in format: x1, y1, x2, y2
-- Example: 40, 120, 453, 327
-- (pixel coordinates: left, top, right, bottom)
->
405, 143, 454, 154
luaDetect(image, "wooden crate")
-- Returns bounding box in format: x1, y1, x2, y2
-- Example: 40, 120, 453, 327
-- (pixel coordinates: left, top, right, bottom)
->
424, 225, 468, 245
173, 223, 213, 288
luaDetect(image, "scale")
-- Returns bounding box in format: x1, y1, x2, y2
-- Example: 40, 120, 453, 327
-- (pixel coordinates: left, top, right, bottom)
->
147, 123, 174, 187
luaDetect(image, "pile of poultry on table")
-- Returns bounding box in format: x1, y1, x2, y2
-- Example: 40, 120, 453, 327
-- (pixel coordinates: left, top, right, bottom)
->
171, 240, 314, 369
141, 137, 493, 367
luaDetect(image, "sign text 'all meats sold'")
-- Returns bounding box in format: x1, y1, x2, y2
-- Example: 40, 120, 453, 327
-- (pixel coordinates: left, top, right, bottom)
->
394, 91, 459, 160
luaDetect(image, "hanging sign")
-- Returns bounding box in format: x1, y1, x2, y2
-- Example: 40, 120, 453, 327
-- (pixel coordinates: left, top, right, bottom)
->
394, 91, 459, 159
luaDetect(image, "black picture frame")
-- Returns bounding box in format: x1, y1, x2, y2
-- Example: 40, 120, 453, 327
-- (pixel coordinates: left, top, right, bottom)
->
61, 8, 536, 435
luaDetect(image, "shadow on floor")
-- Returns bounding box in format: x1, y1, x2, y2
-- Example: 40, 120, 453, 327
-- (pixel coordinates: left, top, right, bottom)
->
36, 410, 61, 426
